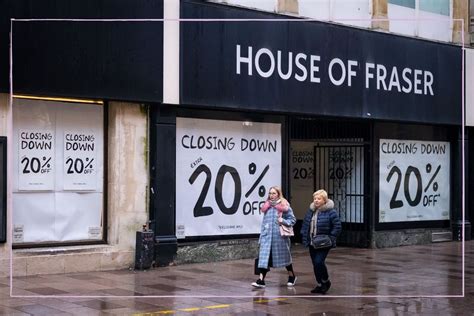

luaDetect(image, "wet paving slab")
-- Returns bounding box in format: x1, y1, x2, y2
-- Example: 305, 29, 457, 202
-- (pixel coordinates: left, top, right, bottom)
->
0, 240, 472, 315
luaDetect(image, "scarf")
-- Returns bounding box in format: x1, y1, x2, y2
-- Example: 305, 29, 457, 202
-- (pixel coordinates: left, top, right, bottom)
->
261, 198, 289, 214
310, 211, 319, 238
309, 199, 334, 238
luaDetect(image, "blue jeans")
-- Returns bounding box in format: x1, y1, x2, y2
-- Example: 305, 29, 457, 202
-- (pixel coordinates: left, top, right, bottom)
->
309, 247, 330, 284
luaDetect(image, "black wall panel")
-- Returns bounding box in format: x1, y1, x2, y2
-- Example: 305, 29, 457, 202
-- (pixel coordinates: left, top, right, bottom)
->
1, 0, 163, 102
0, 137, 6, 243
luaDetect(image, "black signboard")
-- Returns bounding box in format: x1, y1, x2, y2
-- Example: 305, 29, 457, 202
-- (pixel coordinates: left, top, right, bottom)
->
181, 1, 462, 125
1, 0, 163, 103
0, 137, 6, 243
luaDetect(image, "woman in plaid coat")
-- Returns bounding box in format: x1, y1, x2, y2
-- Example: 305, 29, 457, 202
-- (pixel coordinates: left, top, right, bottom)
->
251, 186, 297, 288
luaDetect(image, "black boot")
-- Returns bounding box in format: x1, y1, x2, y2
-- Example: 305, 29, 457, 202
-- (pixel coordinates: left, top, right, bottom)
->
320, 280, 331, 294
310, 285, 322, 293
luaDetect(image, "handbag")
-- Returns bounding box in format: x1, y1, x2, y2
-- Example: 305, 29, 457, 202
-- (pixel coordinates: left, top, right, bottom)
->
279, 214, 294, 237
311, 234, 333, 249
279, 224, 294, 237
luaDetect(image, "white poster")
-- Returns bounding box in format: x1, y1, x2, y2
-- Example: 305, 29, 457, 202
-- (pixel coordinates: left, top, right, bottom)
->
176, 118, 281, 238
290, 142, 314, 190
63, 131, 97, 190
13, 99, 103, 243
379, 139, 450, 222
289, 141, 314, 219
18, 129, 55, 190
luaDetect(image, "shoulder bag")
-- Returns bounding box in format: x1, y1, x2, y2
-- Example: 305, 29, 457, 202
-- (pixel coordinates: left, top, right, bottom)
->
311, 234, 332, 249
279, 214, 294, 237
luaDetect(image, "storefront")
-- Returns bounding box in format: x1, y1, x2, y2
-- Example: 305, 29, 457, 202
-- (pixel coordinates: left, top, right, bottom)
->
0, 0, 467, 274
159, 0, 463, 260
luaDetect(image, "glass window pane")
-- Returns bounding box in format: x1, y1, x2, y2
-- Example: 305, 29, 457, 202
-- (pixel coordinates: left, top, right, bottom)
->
388, 0, 416, 9
419, 0, 450, 16
13, 99, 104, 244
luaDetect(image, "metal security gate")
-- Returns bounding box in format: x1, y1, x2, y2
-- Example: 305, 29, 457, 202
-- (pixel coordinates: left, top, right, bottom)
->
314, 144, 370, 247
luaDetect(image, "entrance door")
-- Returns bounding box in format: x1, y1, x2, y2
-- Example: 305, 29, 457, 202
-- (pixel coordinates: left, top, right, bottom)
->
314, 144, 370, 247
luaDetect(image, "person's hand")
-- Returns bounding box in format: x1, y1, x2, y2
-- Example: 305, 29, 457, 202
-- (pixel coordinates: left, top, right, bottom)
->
277, 217, 283, 225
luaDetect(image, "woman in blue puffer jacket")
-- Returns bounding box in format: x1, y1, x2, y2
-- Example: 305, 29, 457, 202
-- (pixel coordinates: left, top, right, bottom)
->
300, 189, 341, 294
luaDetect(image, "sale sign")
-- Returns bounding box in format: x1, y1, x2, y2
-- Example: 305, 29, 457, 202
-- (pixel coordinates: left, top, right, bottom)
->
379, 139, 450, 222
176, 118, 281, 238
63, 131, 97, 190
289, 141, 315, 219
290, 141, 314, 190
18, 129, 55, 190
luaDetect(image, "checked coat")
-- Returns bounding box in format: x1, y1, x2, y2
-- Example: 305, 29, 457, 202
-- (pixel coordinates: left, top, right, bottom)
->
257, 205, 296, 269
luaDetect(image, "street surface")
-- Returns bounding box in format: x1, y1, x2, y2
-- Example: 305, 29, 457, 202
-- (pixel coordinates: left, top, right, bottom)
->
0, 241, 472, 315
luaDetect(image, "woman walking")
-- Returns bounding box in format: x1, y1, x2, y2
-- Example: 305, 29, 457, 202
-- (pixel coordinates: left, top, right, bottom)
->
301, 189, 341, 294
252, 186, 297, 288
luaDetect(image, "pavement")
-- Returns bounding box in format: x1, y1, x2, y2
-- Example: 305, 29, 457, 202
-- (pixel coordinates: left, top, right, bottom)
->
0, 240, 472, 315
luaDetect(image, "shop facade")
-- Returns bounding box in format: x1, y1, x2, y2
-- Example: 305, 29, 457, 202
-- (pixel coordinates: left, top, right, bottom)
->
163, 0, 464, 263
0, 0, 469, 275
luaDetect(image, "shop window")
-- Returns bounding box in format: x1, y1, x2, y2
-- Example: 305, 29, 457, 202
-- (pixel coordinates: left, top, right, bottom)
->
378, 139, 450, 224
175, 117, 281, 239
12, 98, 105, 245
388, 0, 452, 42
298, 0, 372, 29
210, 0, 277, 13
388, 0, 416, 10
419, 0, 450, 16
389, 0, 450, 16
211, 0, 372, 29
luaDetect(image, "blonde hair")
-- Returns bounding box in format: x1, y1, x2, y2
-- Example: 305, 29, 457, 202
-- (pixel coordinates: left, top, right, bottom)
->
269, 186, 288, 204
312, 189, 328, 202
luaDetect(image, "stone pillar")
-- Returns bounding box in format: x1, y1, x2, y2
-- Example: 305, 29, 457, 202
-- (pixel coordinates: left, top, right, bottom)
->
276, 0, 298, 15
372, 0, 389, 31
0, 94, 7, 136
452, 0, 469, 45
452, 127, 471, 241
107, 102, 150, 249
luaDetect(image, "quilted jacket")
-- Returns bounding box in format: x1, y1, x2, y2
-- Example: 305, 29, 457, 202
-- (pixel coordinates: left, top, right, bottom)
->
300, 199, 342, 248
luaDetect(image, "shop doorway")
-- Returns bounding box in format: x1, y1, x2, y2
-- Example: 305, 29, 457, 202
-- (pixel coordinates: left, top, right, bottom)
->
289, 118, 371, 247
313, 144, 370, 247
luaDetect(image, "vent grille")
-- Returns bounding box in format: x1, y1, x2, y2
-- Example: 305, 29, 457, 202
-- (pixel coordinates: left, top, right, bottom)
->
431, 231, 452, 243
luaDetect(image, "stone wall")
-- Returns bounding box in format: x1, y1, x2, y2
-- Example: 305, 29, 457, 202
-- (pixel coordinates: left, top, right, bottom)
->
176, 239, 259, 265
373, 229, 452, 248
